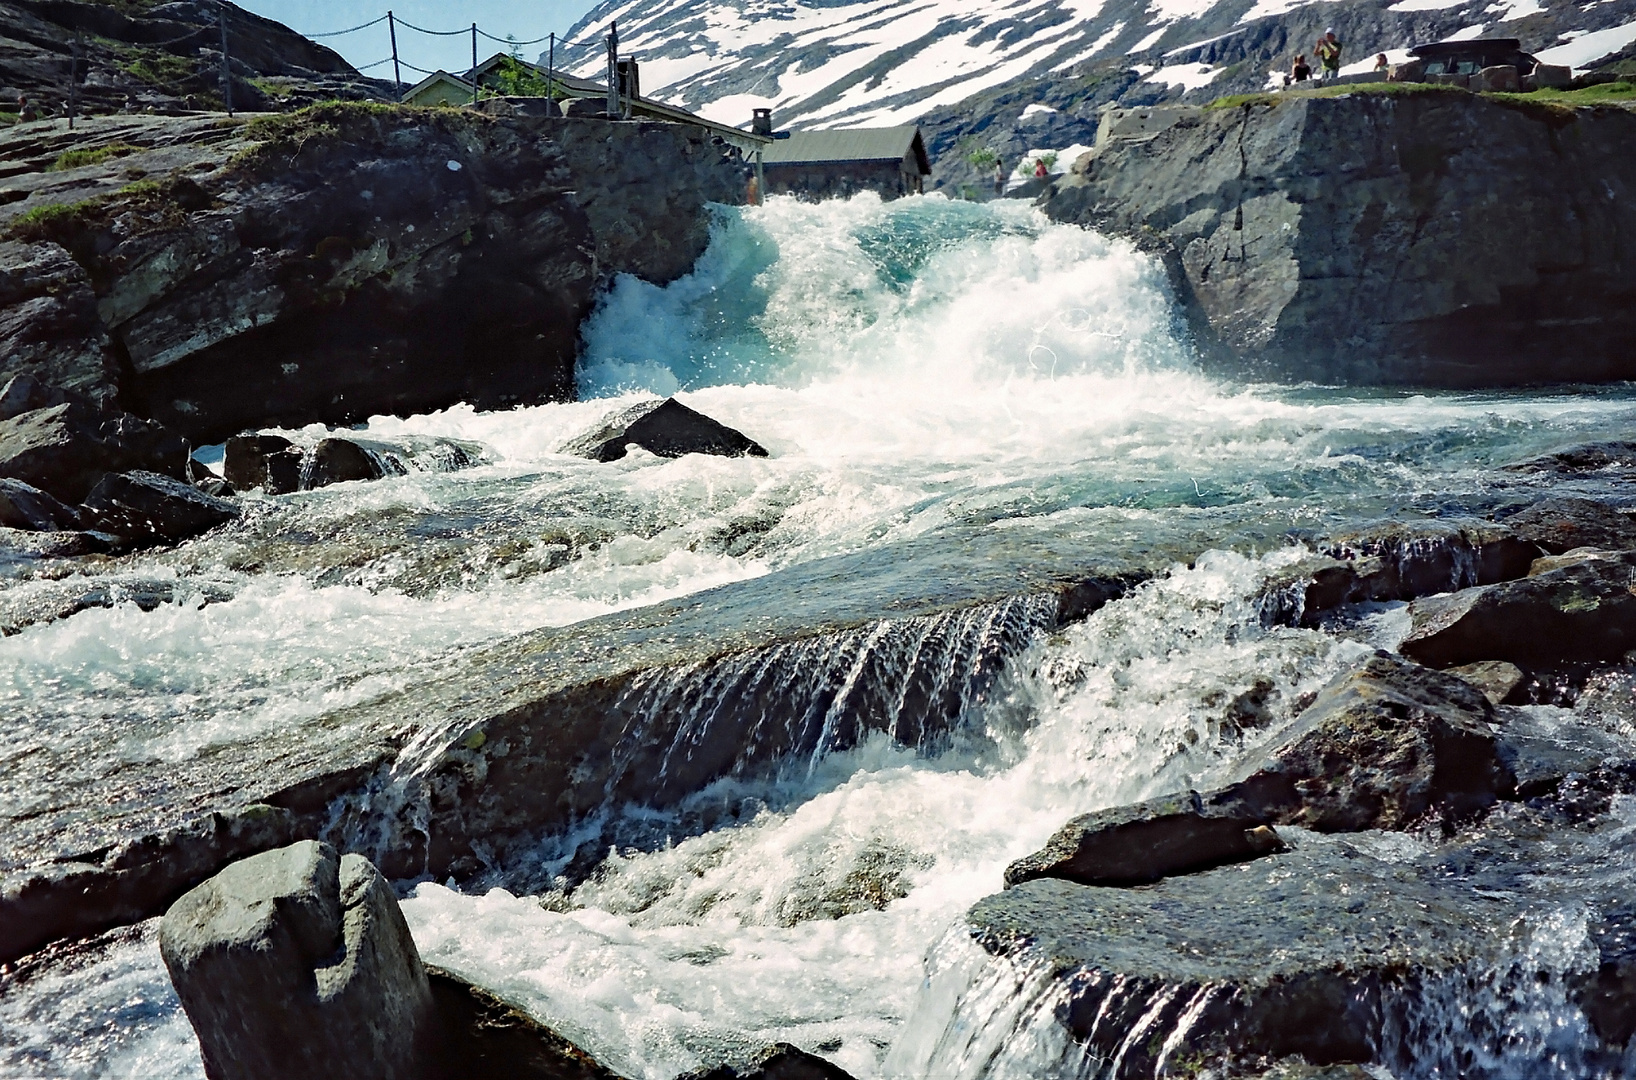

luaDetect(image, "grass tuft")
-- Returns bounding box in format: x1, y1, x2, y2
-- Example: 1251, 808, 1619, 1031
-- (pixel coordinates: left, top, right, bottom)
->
48, 143, 144, 171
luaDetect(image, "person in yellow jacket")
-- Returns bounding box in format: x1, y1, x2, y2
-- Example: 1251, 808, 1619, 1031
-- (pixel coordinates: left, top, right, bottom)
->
1315, 30, 1343, 79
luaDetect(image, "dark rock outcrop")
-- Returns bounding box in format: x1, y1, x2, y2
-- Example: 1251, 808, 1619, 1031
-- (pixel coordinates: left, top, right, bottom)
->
1003, 791, 1284, 888
1505, 441, 1636, 475
0, 242, 115, 398
81, 469, 239, 545
1237, 652, 1507, 832
0, 0, 390, 117
563, 397, 770, 462
160, 841, 436, 1080
1043, 92, 1636, 387
1401, 552, 1636, 669
1504, 497, 1636, 555
223, 433, 302, 494
426, 969, 622, 1080
679, 1044, 857, 1080
0, 400, 189, 503
1447, 660, 1526, 706
0, 476, 80, 531
308, 437, 391, 489
1294, 517, 1536, 621
0, 105, 748, 443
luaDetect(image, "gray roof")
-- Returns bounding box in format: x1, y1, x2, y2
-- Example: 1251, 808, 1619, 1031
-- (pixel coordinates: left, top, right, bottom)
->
760, 127, 930, 173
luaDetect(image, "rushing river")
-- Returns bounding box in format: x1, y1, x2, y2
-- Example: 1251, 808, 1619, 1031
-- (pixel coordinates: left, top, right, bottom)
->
4, 195, 1636, 1080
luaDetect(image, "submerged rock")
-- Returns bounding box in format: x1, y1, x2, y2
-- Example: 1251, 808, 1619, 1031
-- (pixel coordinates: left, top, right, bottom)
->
426, 968, 622, 1080
679, 1043, 857, 1080
563, 398, 770, 463
1401, 553, 1636, 670
0, 401, 189, 504
1504, 441, 1636, 475
160, 841, 436, 1080
0, 477, 81, 532
81, 470, 240, 546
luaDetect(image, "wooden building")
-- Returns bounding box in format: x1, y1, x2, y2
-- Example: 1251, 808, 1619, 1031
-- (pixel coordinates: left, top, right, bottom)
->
401, 54, 769, 156
759, 127, 932, 201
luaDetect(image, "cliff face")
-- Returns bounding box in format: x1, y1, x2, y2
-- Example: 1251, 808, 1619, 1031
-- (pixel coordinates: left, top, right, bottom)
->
1043, 90, 1636, 386
0, 105, 747, 441
0, 0, 390, 115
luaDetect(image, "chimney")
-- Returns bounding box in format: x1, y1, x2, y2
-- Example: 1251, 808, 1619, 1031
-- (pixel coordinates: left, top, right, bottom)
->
751, 108, 773, 136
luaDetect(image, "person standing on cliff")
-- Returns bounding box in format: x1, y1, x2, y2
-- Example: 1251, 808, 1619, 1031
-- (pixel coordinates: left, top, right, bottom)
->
1316, 30, 1343, 80
1034, 158, 1049, 179
994, 159, 1007, 197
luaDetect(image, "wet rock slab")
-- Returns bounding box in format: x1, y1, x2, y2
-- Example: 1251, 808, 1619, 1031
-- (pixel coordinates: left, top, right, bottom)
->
1401, 551, 1636, 670
969, 804, 1632, 1079
0, 517, 1190, 964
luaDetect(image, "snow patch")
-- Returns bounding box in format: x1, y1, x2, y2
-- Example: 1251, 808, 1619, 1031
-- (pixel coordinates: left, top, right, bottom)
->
1441, 23, 1489, 40
1020, 103, 1060, 120
1127, 26, 1170, 53
1537, 19, 1636, 68
1144, 62, 1225, 89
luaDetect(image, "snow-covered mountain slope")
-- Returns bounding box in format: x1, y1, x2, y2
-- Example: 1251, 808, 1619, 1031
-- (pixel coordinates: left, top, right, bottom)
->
560, 0, 1636, 196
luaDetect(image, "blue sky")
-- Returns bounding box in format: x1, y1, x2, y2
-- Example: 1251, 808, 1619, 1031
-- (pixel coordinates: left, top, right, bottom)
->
239, 2, 604, 80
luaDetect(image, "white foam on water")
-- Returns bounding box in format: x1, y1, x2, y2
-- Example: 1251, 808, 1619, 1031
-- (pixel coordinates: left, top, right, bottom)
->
401, 548, 1372, 1079
12, 195, 1636, 1079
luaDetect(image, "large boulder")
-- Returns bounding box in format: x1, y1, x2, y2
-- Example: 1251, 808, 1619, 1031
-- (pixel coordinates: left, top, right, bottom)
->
563, 398, 769, 462
1042, 93, 1636, 386
1503, 498, 1636, 555
1003, 791, 1284, 888
81, 470, 239, 545
308, 437, 392, 489
0, 401, 189, 503
0, 241, 115, 398
1400, 553, 1636, 670
1003, 655, 1506, 891
1244, 653, 1507, 831
0, 373, 84, 422
223, 433, 303, 495
0, 477, 81, 531
160, 841, 437, 1080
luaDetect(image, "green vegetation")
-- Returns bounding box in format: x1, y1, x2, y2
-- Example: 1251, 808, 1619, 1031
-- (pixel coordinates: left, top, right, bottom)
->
1492, 80, 1636, 106
48, 143, 143, 171
113, 45, 196, 89
116, 179, 161, 198
485, 56, 555, 98
957, 134, 1000, 169
1207, 82, 1464, 108
12, 199, 100, 233
230, 100, 449, 174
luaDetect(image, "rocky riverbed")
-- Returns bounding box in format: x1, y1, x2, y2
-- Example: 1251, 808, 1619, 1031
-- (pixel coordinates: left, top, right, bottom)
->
4, 142, 1636, 1080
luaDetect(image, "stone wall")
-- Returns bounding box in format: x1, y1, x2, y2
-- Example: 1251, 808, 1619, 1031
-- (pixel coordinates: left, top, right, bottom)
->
1043, 89, 1636, 386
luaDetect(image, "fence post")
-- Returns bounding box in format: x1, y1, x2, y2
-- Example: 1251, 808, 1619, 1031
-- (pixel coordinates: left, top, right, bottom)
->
218, 1, 234, 115
606, 22, 619, 117
547, 33, 554, 100
471, 23, 478, 105
388, 11, 402, 101
68, 31, 79, 130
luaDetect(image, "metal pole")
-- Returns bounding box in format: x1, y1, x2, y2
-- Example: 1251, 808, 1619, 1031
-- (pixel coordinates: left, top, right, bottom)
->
68, 32, 79, 130
547, 33, 554, 98
471, 23, 478, 105
388, 11, 402, 101
606, 22, 618, 117
218, 2, 234, 116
